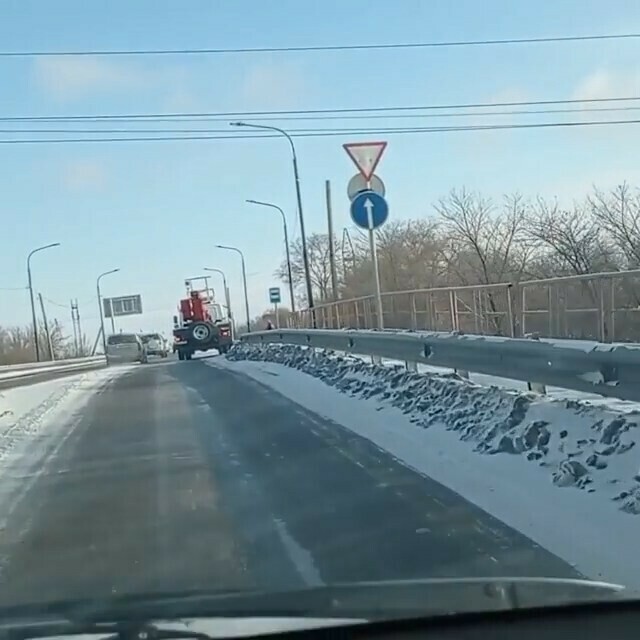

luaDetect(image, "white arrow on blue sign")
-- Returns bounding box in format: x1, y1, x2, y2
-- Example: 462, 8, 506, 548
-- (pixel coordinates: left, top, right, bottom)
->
350, 190, 389, 230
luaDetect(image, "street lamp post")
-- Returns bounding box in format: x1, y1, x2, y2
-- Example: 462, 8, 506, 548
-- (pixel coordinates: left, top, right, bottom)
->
215, 245, 251, 333
203, 267, 233, 323
27, 242, 60, 361
246, 199, 296, 314
231, 122, 314, 314
96, 269, 120, 355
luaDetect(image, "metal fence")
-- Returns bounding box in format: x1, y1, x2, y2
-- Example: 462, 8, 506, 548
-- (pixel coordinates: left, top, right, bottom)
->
293, 269, 640, 343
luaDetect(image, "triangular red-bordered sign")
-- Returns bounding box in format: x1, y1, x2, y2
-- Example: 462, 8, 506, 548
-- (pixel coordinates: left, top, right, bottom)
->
343, 141, 387, 182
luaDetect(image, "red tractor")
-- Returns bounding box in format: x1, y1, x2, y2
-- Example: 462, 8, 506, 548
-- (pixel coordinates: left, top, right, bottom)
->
172, 281, 233, 361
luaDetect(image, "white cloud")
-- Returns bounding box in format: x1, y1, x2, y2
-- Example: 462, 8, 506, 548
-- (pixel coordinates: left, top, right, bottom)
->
34, 56, 145, 101
61, 160, 109, 192
239, 61, 306, 109
572, 68, 640, 101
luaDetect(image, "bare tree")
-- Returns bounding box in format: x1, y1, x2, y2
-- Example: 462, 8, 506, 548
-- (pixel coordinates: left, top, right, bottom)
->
526, 198, 616, 276
276, 233, 342, 303
589, 183, 640, 267
435, 189, 529, 286
0, 320, 68, 365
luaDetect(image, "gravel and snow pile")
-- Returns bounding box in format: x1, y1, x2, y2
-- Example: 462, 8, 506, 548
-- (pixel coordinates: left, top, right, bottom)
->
226, 342, 640, 515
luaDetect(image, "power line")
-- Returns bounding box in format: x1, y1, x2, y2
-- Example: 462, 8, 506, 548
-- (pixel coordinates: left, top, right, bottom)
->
0, 117, 638, 144
1, 95, 639, 123
41, 296, 70, 309
4, 105, 640, 134
0, 32, 638, 57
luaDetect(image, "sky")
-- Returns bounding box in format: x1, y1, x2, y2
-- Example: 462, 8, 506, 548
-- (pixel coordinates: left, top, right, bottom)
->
1, 0, 639, 342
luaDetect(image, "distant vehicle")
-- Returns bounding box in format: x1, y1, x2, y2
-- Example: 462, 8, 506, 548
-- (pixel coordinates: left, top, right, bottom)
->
172, 283, 233, 361
105, 333, 148, 365
140, 333, 168, 358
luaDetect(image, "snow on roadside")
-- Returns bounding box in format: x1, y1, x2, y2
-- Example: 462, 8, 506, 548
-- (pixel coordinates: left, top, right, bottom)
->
0, 367, 132, 478
208, 343, 640, 591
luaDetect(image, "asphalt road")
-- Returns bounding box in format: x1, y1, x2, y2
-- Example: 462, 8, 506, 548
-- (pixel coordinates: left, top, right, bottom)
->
0, 357, 580, 606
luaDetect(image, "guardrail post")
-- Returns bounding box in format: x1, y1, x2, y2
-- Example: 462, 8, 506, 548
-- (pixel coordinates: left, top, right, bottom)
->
405, 360, 417, 372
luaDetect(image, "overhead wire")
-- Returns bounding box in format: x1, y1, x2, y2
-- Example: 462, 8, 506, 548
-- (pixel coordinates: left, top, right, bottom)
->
0, 117, 639, 144
1, 96, 639, 123
0, 32, 638, 57
4, 105, 640, 132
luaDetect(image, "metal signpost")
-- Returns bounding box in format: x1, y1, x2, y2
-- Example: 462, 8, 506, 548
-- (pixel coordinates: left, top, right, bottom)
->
343, 141, 389, 329
269, 287, 282, 328
103, 294, 143, 333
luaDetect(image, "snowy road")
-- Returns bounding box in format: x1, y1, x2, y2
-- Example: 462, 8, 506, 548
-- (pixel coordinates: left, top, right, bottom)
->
0, 358, 580, 605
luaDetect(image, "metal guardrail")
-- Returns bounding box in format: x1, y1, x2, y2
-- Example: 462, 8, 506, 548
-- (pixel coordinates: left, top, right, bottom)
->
291, 269, 640, 344
240, 329, 640, 403
0, 357, 106, 390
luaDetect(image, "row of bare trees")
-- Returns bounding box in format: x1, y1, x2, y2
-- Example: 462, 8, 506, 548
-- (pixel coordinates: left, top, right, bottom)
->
278, 184, 640, 303
0, 321, 91, 365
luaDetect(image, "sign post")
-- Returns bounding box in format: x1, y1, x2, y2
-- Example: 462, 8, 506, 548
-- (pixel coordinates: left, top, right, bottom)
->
269, 287, 281, 328
344, 141, 389, 330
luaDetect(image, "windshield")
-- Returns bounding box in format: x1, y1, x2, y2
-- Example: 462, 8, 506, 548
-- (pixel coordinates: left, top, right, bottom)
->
1, 1, 640, 634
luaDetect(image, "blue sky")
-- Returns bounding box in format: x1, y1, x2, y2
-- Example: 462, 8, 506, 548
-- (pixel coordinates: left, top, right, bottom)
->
1, 0, 639, 340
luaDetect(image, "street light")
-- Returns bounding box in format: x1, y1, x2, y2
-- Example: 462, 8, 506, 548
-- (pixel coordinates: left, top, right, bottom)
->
215, 245, 251, 333
231, 122, 314, 312
246, 199, 295, 314
96, 269, 120, 355
215, 244, 251, 333
203, 267, 233, 322
27, 242, 60, 361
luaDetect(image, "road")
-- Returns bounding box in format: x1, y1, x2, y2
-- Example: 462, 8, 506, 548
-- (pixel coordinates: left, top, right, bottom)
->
0, 358, 580, 606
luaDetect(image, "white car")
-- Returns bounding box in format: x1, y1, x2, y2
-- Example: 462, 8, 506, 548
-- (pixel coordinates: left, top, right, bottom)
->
140, 333, 168, 358
106, 333, 148, 365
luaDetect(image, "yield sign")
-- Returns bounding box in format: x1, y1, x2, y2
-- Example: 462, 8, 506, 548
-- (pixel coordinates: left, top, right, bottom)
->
343, 141, 387, 182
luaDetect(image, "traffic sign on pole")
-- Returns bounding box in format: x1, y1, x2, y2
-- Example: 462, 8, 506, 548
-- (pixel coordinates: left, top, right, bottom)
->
347, 173, 385, 201
343, 141, 387, 181
350, 190, 389, 230
269, 287, 281, 304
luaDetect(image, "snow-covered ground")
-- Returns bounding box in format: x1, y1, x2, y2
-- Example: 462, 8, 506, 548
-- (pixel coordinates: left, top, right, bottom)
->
208, 344, 640, 592
0, 367, 132, 540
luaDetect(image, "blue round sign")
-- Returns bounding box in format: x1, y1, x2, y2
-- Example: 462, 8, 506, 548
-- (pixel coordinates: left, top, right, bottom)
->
350, 190, 389, 230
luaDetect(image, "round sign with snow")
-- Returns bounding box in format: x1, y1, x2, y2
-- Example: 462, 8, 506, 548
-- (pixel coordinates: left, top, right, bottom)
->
347, 173, 385, 201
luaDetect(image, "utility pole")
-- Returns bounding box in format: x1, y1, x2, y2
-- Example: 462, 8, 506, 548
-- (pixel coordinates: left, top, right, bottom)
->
325, 180, 339, 300
38, 293, 54, 360
70, 299, 83, 356
71, 300, 79, 356
341, 228, 356, 280
75, 299, 83, 355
